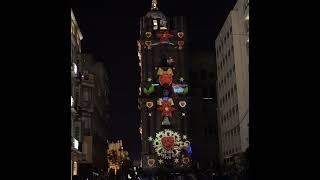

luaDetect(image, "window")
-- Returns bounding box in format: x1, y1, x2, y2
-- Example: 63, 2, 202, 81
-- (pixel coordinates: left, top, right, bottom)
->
74, 127, 80, 140
236, 104, 239, 112
84, 117, 91, 129
73, 161, 78, 175
201, 70, 207, 80
153, 20, 158, 30
209, 72, 215, 79
210, 84, 215, 98
83, 87, 89, 101
193, 72, 198, 80
202, 88, 208, 97
202, 103, 207, 113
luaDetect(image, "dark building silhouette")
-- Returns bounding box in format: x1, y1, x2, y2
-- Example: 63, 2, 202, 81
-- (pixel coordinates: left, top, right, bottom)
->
189, 52, 220, 171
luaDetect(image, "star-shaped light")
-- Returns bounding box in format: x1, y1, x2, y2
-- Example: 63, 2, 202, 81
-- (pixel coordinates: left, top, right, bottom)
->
147, 78, 152, 82
174, 158, 179, 164
148, 137, 153, 142
148, 113, 152, 117
183, 135, 187, 140
182, 113, 186, 116
158, 159, 163, 164
179, 77, 184, 82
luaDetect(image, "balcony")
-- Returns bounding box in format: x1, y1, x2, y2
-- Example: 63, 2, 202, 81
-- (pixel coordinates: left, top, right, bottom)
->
81, 74, 95, 87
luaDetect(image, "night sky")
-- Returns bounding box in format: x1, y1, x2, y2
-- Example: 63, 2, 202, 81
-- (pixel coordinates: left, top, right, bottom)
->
71, 0, 236, 161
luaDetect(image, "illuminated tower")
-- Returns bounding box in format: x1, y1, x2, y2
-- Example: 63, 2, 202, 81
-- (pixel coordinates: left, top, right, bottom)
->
138, 0, 192, 170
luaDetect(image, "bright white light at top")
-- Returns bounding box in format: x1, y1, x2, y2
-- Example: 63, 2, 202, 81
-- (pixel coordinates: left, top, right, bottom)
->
73, 63, 78, 74
71, 96, 74, 107
73, 138, 79, 150
245, 14, 249, 20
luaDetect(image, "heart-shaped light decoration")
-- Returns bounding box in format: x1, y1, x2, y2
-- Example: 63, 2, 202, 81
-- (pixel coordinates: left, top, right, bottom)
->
147, 159, 155, 167
161, 136, 175, 151
177, 32, 184, 38
146, 102, 154, 108
145, 41, 152, 49
182, 156, 190, 164
179, 101, 187, 108
145, 32, 152, 38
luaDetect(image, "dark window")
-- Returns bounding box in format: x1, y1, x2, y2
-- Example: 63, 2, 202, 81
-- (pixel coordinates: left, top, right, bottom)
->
210, 84, 215, 98
209, 72, 215, 79
74, 127, 80, 140
209, 128, 213, 135
193, 72, 198, 80
203, 88, 208, 97
201, 70, 207, 80
202, 103, 207, 113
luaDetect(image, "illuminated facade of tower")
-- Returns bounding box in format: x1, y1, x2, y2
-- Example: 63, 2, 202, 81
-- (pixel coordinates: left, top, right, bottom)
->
138, 0, 192, 170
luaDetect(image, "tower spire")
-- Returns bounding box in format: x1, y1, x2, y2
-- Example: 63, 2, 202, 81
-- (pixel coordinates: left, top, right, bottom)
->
151, 0, 158, 10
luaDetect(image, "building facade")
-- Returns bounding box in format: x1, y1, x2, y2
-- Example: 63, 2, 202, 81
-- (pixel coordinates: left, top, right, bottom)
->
80, 53, 111, 179
188, 52, 220, 171
215, 0, 249, 167
138, 0, 192, 170
71, 9, 85, 179
71, 9, 111, 179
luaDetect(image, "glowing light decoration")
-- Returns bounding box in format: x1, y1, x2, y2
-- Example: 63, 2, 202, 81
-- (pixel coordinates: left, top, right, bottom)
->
157, 68, 174, 86
178, 41, 184, 50
158, 100, 176, 117
72, 63, 78, 74
147, 158, 155, 167
145, 32, 152, 38
177, 32, 184, 38
146, 102, 154, 108
167, 57, 174, 65
172, 84, 188, 94
182, 156, 191, 164
162, 117, 171, 125
157, 97, 173, 106
179, 101, 187, 108
157, 30, 174, 43
149, 129, 188, 159
158, 159, 163, 164
174, 158, 179, 164
143, 85, 155, 95
145, 41, 152, 49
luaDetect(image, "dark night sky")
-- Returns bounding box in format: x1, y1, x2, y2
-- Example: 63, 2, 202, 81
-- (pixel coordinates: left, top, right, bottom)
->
71, 0, 236, 160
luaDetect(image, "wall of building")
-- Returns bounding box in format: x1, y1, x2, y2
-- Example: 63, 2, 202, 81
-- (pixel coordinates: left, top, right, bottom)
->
215, 0, 249, 166
189, 52, 219, 170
